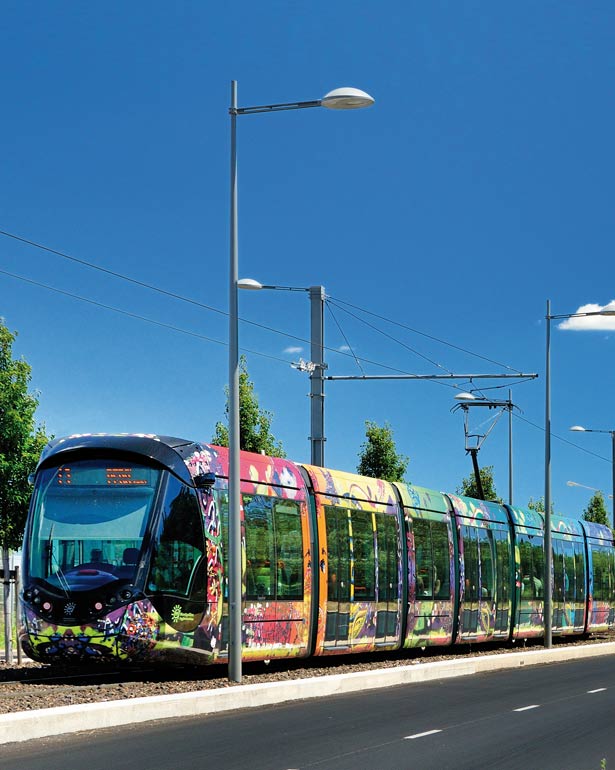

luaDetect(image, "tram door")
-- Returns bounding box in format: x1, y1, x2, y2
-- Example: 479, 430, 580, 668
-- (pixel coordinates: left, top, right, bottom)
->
460, 524, 495, 640
375, 514, 400, 643
324, 506, 351, 647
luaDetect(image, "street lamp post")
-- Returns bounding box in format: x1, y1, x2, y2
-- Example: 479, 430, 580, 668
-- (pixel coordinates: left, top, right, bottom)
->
228, 81, 374, 683
544, 300, 615, 648
570, 426, 615, 528
567, 480, 614, 498
238, 280, 326, 467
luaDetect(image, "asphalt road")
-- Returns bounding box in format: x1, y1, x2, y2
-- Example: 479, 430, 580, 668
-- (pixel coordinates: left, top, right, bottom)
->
2, 657, 614, 770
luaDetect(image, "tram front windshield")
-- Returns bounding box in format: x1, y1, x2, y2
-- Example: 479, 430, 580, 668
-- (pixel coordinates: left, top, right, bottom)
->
27, 459, 161, 591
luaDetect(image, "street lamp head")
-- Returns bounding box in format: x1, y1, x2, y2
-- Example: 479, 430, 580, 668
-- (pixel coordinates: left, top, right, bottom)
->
570, 425, 587, 432
321, 87, 375, 110
237, 278, 264, 290
455, 392, 478, 401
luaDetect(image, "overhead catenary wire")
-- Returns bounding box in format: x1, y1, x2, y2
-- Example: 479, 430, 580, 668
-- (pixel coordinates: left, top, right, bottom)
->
325, 301, 366, 376
513, 412, 611, 464
0, 227, 528, 383
328, 294, 524, 374
327, 297, 454, 374
0, 268, 289, 366
0, 237, 611, 472
0, 266, 463, 387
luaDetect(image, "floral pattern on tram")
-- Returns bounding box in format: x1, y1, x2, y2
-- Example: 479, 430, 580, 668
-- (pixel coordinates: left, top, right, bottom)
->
242, 600, 308, 658
183, 443, 305, 498
21, 600, 161, 662
305, 465, 399, 513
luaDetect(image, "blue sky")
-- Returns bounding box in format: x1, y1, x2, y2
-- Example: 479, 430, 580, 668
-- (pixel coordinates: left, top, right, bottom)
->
2, 1, 614, 519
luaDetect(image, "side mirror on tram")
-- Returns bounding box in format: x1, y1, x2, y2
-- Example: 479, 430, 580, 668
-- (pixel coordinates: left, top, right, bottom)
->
194, 472, 216, 489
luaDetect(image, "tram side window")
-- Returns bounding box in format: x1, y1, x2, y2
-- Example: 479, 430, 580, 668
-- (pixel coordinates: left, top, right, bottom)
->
148, 477, 205, 598
352, 510, 375, 601
273, 500, 303, 599
553, 539, 565, 600
478, 529, 494, 599
414, 519, 449, 599
519, 534, 544, 600
431, 522, 450, 598
563, 540, 576, 600
494, 531, 511, 604
414, 519, 433, 597
592, 546, 614, 602
244, 495, 276, 598
462, 527, 479, 602
574, 540, 586, 601
376, 514, 398, 603
325, 507, 351, 602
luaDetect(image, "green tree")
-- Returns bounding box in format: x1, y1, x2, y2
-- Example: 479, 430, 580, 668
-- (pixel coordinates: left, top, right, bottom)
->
212, 355, 285, 457
457, 465, 502, 503
0, 322, 49, 551
582, 490, 610, 527
357, 420, 409, 482
527, 496, 555, 514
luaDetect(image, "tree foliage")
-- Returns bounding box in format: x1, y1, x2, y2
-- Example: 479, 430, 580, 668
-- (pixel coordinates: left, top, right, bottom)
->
527, 496, 555, 514
0, 322, 49, 550
212, 355, 285, 457
457, 464, 502, 503
582, 490, 610, 527
357, 421, 409, 482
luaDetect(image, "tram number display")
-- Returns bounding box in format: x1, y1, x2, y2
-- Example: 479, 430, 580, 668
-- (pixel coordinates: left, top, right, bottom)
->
56, 466, 150, 486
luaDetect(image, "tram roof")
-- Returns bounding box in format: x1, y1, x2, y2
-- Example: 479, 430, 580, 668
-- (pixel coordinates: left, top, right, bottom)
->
36, 433, 198, 485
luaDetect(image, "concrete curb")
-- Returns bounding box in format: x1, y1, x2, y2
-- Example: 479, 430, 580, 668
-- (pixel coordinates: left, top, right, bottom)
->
1, 642, 614, 745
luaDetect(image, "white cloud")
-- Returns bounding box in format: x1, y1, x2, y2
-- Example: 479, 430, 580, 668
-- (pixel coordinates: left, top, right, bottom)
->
284, 346, 303, 354
338, 345, 351, 352
558, 300, 615, 331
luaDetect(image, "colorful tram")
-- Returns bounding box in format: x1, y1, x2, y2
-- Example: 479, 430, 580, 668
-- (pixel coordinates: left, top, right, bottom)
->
20, 433, 615, 664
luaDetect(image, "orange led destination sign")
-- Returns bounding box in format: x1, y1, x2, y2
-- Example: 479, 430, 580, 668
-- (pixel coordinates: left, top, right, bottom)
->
106, 468, 148, 486
57, 467, 72, 485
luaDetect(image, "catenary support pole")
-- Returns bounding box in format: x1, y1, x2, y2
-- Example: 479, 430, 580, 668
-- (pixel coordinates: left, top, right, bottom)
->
309, 285, 325, 466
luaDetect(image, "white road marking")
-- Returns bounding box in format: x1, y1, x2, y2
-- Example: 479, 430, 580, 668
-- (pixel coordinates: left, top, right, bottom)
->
588, 688, 607, 694
514, 704, 540, 712
404, 729, 442, 740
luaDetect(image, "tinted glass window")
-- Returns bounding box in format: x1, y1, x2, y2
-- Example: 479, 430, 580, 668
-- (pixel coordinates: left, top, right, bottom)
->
376, 514, 398, 602
414, 519, 433, 597
479, 529, 494, 599
495, 531, 511, 603
574, 540, 586, 602
244, 495, 276, 598
326, 507, 351, 601
352, 511, 375, 601
592, 545, 614, 602
432, 521, 450, 599
463, 526, 479, 602
273, 500, 303, 599
563, 540, 576, 600
519, 534, 544, 600
147, 476, 206, 599
27, 459, 160, 591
